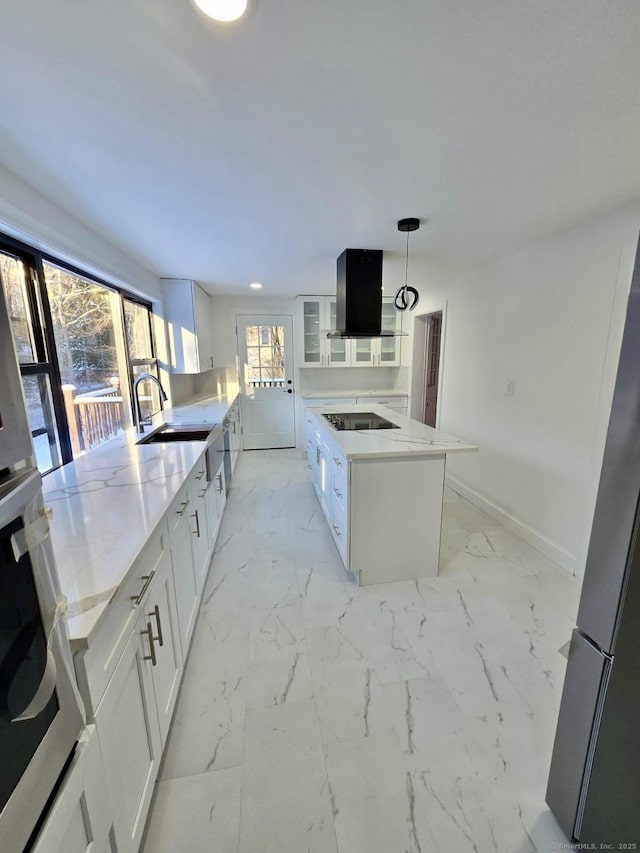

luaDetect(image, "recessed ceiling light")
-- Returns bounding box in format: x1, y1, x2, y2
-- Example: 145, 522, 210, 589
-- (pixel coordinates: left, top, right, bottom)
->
191, 0, 249, 22
250, 282, 262, 289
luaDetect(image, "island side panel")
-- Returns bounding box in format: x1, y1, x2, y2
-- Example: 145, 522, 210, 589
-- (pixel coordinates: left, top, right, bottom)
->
349, 454, 445, 584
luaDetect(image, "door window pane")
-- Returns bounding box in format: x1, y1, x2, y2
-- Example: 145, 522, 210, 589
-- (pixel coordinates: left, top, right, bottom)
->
43, 262, 128, 456
0, 252, 36, 363
245, 325, 285, 386
21, 374, 62, 474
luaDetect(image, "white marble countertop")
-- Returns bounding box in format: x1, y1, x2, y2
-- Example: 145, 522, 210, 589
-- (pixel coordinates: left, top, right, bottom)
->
307, 404, 477, 460
43, 392, 239, 645
301, 389, 408, 399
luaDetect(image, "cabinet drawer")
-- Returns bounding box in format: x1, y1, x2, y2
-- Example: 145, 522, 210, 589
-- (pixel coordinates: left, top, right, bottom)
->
331, 462, 348, 512
330, 444, 347, 475
305, 432, 315, 467
73, 519, 171, 717
167, 481, 191, 536
330, 496, 348, 562
304, 397, 357, 409
357, 395, 408, 408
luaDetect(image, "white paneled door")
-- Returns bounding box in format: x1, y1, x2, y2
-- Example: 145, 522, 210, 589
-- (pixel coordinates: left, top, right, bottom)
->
237, 314, 296, 449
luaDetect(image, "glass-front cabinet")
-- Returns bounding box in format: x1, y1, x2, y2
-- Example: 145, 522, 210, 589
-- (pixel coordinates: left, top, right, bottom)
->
379, 300, 402, 366
301, 299, 322, 364
327, 300, 348, 365
297, 296, 401, 367
299, 296, 349, 367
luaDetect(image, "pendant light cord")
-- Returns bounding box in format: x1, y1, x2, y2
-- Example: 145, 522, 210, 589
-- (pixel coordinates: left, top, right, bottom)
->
404, 229, 409, 296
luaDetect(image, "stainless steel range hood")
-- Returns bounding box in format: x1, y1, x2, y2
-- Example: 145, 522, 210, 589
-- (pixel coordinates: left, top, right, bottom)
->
327, 248, 401, 339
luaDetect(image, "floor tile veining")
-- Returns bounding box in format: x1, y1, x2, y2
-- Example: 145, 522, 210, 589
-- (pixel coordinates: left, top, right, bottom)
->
142, 449, 579, 853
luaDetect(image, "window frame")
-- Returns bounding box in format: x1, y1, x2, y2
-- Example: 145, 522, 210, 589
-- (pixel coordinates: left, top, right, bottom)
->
0, 231, 157, 473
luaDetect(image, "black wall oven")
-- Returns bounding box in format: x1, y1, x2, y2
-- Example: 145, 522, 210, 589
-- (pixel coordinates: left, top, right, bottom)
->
0, 470, 84, 853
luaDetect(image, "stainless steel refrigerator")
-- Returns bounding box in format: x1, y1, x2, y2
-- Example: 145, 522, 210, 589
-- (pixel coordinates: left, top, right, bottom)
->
546, 232, 640, 843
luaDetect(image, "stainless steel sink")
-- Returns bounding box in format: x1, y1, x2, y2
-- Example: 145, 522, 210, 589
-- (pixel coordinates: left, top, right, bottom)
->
136, 423, 218, 445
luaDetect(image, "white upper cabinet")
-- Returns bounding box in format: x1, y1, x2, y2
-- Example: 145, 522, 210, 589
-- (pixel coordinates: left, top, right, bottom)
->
298, 296, 350, 367
297, 295, 401, 367
161, 278, 214, 374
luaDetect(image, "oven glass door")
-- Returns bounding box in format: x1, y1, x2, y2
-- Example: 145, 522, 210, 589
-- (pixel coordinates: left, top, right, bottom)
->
0, 512, 58, 813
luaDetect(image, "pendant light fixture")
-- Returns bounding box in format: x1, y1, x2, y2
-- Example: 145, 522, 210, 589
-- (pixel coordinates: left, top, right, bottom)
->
191, 0, 253, 23
394, 217, 420, 311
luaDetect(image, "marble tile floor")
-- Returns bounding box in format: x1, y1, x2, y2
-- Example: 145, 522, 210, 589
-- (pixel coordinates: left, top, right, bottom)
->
141, 449, 580, 853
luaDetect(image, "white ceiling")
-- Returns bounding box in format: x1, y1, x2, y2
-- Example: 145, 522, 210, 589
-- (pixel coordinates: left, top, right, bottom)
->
0, 0, 639, 295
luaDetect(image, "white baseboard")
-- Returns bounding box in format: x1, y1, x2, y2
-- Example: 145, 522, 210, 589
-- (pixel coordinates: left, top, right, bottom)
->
445, 474, 577, 576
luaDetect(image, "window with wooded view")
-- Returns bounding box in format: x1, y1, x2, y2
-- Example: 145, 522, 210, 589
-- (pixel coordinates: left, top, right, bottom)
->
0, 234, 158, 474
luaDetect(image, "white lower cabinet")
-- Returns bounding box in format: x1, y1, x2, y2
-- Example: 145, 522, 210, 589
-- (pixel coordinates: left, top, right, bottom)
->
167, 485, 199, 657
32, 726, 115, 853
63, 445, 231, 853
147, 554, 183, 746
330, 494, 348, 562
95, 608, 162, 853
95, 552, 182, 853
191, 479, 211, 596
229, 401, 242, 468
214, 462, 227, 519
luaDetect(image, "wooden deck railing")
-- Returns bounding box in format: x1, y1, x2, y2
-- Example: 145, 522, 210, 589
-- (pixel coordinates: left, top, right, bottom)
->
62, 381, 125, 455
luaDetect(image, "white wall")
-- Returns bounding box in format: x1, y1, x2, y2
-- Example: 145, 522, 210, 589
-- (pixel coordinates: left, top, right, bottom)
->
0, 165, 161, 301
405, 202, 640, 577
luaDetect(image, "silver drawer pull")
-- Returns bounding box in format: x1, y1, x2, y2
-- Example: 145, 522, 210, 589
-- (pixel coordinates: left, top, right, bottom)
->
199, 487, 207, 498
334, 487, 342, 498
195, 470, 205, 480
177, 498, 190, 517
141, 621, 157, 666
332, 525, 342, 537
130, 571, 155, 605
216, 472, 223, 493
191, 509, 201, 538
333, 457, 342, 467
149, 603, 164, 647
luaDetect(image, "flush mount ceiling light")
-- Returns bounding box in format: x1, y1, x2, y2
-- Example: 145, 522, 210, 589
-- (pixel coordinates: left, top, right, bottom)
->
191, 0, 252, 22
394, 217, 420, 311
250, 282, 262, 289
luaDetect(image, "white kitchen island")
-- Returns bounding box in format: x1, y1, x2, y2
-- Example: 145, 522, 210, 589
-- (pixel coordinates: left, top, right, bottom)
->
305, 404, 477, 584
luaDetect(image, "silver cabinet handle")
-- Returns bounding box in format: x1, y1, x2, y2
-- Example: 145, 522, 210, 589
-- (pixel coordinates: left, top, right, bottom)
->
149, 603, 164, 647
195, 469, 205, 481
141, 621, 157, 666
130, 571, 155, 605
191, 509, 200, 538
216, 472, 223, 493
334, 487, 342, 498
333, 457, 342, 467
177, 498, 190, 517
332, 525, 342, 537
199, 487, 207, 498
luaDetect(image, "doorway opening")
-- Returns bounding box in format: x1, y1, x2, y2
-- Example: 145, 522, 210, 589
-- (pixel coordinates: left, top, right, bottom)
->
236, 314, 296, 449
410, 310, 444, 427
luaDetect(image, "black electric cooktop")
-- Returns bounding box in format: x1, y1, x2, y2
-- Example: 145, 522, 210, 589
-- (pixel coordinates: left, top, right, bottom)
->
322, 412, 400, 431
